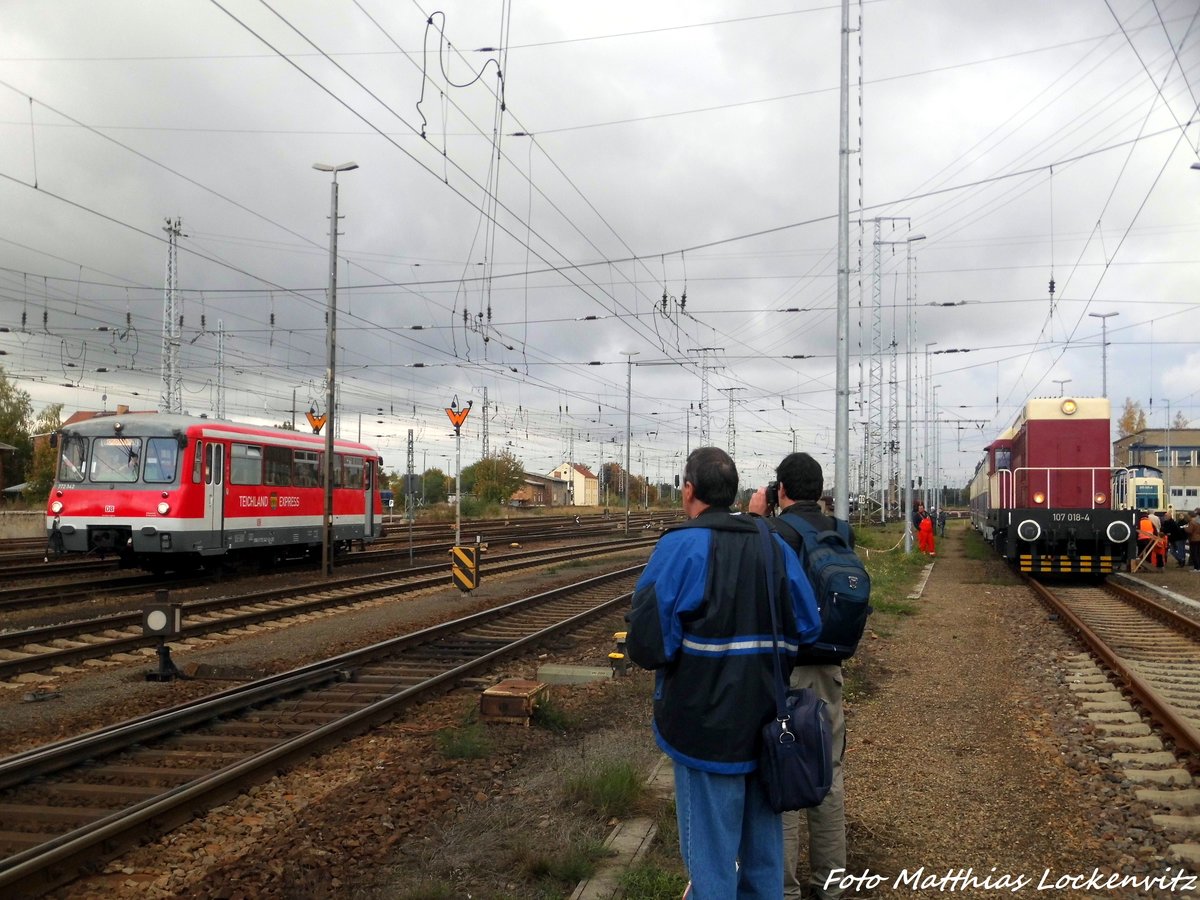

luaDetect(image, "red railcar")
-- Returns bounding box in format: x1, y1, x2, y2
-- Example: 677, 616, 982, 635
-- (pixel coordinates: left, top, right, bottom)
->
969, 397, 1136, 574
46, 413, 383, 570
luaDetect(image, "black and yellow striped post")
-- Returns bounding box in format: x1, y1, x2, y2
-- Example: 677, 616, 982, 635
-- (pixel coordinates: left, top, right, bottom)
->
451, 544, 479, 592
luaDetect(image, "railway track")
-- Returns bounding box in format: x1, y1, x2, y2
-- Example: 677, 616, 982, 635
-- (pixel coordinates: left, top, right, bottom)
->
1029, 576, 1200, 863
0, 516, 671, 613
0, 537, 655, 681
0, 565, 643, 897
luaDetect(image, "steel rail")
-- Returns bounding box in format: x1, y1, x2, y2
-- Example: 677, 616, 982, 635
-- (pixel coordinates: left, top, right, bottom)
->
1026, 577, 1200, 756
0, 537, 655, 679
0, 567, 642, 897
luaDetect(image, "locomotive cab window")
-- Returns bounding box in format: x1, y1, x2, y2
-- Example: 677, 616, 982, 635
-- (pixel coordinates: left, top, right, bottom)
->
144, 437, 180, 484
90, 437, 142, 483
230, 443, 263, 486
994, 448, 1011, 471
58, 433, 88, 484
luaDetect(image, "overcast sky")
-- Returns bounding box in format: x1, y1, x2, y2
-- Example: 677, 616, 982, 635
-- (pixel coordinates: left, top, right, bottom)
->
0, 0, 1197, 494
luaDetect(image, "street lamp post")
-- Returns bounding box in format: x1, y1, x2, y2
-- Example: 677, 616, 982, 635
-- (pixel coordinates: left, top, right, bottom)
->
1088, 312, 1118, 398
314, 161, 358, 577
1053, 378, 1072, 396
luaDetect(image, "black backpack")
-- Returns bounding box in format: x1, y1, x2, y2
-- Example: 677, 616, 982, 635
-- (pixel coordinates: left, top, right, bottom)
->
776, 512, 872, 664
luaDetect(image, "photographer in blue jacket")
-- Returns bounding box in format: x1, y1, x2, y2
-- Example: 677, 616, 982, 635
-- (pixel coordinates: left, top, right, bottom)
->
627, 446, 820, 899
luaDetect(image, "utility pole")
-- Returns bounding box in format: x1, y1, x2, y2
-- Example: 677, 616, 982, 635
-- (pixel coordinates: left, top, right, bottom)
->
687, 347, 723, 444
313, 161, 358, 577
1088, 312, 1118, 398
160, 217, 184, 414
621, 351, 639, 535
216, 319, 225, 419
720, 387, 745, 459
835, 0, 851, 520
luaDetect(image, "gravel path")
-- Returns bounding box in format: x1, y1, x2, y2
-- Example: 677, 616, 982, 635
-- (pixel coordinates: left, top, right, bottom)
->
839, 528, 1194, 898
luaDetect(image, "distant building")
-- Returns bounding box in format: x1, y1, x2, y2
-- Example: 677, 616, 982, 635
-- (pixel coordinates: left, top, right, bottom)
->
511, 472, 570, 508
548, 462, 599, 506
1113, 428, 1200, 510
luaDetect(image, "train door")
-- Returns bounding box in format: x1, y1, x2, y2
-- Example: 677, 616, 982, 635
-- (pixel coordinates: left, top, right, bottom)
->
204, 441, 225, 547
364, 457, 376, 537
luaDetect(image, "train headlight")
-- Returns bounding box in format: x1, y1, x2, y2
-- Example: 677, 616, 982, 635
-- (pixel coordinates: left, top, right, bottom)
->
50, 501, 63, 514
1094, 492, 1107, 505
1032, 491, 1046, 504
1061, 399, 1078, 415
157, 501, 171, 515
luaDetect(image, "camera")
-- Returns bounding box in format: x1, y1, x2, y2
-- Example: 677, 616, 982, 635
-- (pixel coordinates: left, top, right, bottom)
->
765, 480, 780, 514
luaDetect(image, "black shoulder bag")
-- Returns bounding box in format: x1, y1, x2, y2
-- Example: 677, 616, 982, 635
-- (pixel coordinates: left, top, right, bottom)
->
752, 517, 833, 812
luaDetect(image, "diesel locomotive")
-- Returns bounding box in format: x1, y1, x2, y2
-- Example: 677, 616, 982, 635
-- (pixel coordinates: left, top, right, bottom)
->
969, 397, 1137, 575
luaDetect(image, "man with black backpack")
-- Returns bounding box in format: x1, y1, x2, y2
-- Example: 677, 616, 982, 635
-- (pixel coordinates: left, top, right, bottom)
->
750, 452, 872, 900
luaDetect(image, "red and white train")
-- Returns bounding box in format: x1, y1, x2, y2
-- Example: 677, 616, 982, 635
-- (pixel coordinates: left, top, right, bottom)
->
969, 397, 1137, 575
46, 413, 384, 570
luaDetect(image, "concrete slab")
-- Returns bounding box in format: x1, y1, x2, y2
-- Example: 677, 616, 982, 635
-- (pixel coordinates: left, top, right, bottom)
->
537, 664, 613, 685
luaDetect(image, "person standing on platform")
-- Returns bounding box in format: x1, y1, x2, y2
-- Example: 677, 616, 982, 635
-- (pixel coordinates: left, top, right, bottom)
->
749, 453, 857, 900
917, 507, 936, 555
1187, 510, 1200, 572
626, 447, 821, 899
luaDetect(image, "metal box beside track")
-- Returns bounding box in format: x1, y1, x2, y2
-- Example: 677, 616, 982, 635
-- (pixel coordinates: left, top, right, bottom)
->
480, 678, 548, 725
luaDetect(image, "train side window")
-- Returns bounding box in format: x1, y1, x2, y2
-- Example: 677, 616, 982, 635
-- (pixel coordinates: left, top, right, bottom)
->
58, 434, 87, 483
230, 443, 264, 485
294, 449, 319, 486
343, 455, 364, 490
192, 441, 203, 484
333, 453, 346, 488
204, 443, 214, 485
264, 445, 291, 486
145, 437, 179, 484
91, 437, 142, 483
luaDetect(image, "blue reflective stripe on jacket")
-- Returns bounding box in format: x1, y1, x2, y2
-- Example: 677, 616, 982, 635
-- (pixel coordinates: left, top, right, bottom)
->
626, 509, 820, 772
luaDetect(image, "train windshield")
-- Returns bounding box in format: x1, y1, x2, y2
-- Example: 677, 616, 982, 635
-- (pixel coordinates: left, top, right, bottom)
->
1135, 484, 1161, 510
57, 433, 88, 483
144, 437, 179, 484
90, 437, 143, 483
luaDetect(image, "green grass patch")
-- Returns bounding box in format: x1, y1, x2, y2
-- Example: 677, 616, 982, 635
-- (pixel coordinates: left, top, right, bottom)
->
435, 709, 491, 759
562, 759, 644, 818
621, 862, 690, 900
512, 835, 609, 890
532, 695, 575, 732
962, 526, 993, 560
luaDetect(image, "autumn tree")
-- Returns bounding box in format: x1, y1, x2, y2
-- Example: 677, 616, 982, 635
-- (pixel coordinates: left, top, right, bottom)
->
24, 403, 64, 501
422, 468, 448, 504
0, 366, 34, 490
470, 450, 524, 504
1117, 398, 1147, 437
1174, 411, 1190, 429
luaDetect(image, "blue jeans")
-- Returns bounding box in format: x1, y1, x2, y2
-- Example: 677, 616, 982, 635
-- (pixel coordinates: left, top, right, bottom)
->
674, 762, 783, 899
